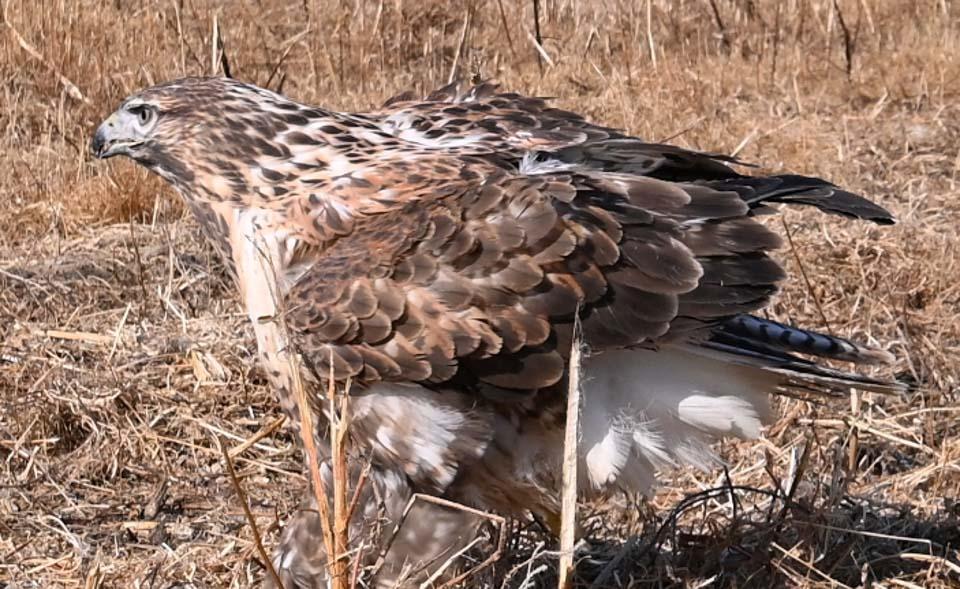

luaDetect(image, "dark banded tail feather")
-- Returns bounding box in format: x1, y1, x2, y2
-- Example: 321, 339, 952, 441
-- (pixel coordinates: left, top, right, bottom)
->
691, 338, 904, 396
719, 314, 894, 364
693, 314, 904, 397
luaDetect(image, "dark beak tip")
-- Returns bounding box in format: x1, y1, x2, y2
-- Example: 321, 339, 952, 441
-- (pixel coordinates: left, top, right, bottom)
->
90, 132, 105, 159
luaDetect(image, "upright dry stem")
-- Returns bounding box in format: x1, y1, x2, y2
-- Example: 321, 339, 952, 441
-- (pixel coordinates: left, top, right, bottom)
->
328, 371, 352, 588
558, 312, 583, 589
291, 352, 340, 587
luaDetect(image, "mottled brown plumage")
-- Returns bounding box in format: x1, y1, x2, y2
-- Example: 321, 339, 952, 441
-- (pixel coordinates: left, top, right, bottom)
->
92, 77, 901, 588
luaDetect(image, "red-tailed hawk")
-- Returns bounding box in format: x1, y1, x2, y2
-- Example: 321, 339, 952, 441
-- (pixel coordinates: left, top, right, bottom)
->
91, 77, 902, 587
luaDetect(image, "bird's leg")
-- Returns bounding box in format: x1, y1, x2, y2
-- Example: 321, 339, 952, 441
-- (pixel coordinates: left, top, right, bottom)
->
227, 206, 312, 437
266, 459, 483, 589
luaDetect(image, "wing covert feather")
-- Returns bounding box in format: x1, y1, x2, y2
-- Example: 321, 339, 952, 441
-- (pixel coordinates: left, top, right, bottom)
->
283, 162, 793, 396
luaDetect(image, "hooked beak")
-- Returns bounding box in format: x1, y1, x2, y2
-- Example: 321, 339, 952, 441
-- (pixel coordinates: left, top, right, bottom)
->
90, 113, 143, 159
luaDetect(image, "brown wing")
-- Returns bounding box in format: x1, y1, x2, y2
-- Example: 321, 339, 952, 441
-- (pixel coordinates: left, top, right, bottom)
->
282, 160, 802, 396
373, 81, 765, 183
373, 80, 619, 154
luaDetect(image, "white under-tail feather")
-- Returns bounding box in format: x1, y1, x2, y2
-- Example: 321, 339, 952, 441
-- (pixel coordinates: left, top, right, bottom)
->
337, 342, 897, 515
578, 347, 777, 494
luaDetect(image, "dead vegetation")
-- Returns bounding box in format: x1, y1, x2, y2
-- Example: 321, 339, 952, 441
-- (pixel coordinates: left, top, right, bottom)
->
1, 0, 958, 587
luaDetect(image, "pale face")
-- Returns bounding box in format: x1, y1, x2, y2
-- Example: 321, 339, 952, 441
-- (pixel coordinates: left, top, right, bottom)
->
90, 98, 161, 160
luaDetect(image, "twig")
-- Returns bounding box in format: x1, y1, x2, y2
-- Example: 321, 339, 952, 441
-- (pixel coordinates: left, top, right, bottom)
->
731, 128, 759, 158
525, 29, 555, 68
219, 436, 284, 589
211, 13, 219, 75
771, 542, 853, 588
558, 309, 583, 589
771, 1, 782, 88
344, 459, 372, 527
899, 553, 960, 576
532, 0, 543, 71
588, 535, 640, 589
795, 521, 935, 552
658, 116, 707, 144
832, 0, 854, 79
211, 13, 232, 77
292, 351, 337, 584
107, 303, 132, 362
777, 216, 862, 476
43, 330, 114, 345
171, 0, 186, 74
421, 536, 485, 588
779, 216, 832, 334
495, 0, 517, 58
328, 370, 351, 588
349, 539, 367, 588
127, 220, 152, 315
265, 28, 311, 91
706, 0, 731, 51
645, 0, 658, 70
844, 417, 937, 455
0, 267, 43, 288
4, 3, 89, 104
848, 386, 862, 472
229, 416, 287, 459
420, 495, 507, 589
448, 10, 471, 84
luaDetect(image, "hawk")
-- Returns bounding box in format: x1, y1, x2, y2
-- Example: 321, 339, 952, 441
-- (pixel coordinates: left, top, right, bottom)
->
91, 77, 902, 587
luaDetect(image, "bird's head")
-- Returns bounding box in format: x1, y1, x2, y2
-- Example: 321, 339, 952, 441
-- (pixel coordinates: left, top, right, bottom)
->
91, 77, 283, 185
91, 78, 229, 185
94, 79, 206, 154
90, 95, 162, 161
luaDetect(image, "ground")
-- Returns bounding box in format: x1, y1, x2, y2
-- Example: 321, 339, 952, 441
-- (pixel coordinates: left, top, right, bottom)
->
1, 1, 958, 587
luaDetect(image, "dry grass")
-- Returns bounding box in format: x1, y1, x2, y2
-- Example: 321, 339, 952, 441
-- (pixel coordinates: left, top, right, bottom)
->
1, 0, 959, 587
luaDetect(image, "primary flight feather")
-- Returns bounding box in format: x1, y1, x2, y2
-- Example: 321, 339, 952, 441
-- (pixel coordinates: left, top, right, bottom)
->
92, 77, 902, 587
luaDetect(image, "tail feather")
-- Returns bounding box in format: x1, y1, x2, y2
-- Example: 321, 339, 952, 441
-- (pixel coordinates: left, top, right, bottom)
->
695, 338, 905, 396
717, 314, 894, 365
703, 314, 905, 396
704, 174, 897, 224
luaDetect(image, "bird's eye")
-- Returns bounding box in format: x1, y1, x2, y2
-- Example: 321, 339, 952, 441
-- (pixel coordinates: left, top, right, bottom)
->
128, 105, 154, 127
